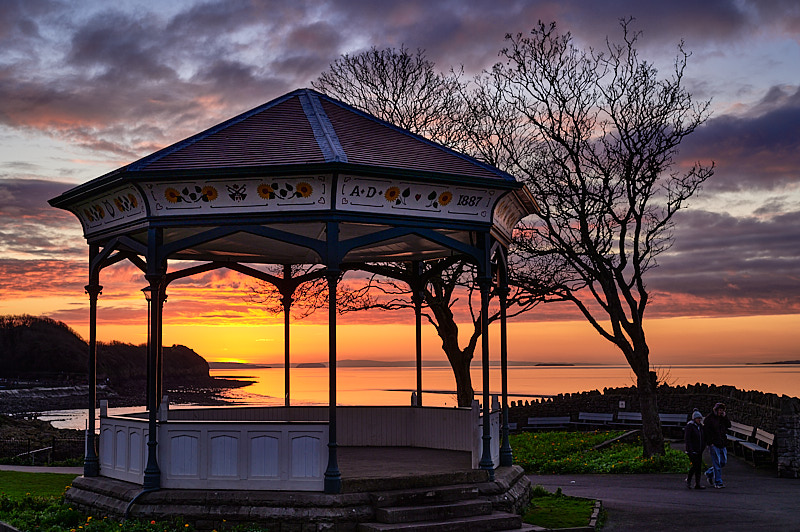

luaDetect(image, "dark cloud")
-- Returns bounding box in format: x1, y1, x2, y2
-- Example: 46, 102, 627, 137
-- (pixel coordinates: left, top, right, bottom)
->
648, 209, 800, 312
679, 85, 800, 192
0, 0, 51, 43
0, 179, 84, 258
67, 11, 178, 83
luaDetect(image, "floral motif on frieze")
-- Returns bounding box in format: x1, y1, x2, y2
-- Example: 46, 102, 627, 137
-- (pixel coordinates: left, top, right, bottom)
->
382, 187, 454, 208
113, 193, 139, 213
165, 185, 218, 204
79, 188, 144, 229
257, 181, 313, 201
82, 204, 106, 222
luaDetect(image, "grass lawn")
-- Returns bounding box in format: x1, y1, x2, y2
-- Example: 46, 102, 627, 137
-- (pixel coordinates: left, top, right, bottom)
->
523, 485, 599, 529
511, 430, 687, 528
510, 430, 689, 474
0, 470, 78, 498
0, 470, 204, 531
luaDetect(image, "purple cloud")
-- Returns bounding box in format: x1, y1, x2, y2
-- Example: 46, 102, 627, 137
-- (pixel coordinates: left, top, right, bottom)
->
679, 85, 800, 192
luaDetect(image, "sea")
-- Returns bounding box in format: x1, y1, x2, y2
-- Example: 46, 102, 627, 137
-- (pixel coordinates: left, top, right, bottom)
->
40, 364, 800, 430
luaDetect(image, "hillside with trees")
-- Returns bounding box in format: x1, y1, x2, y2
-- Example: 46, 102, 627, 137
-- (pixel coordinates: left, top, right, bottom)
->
0, 315, 244, 413
0, 315, 210, 382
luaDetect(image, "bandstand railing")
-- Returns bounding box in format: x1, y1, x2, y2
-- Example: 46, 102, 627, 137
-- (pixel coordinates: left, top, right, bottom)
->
98, 400, 499, 491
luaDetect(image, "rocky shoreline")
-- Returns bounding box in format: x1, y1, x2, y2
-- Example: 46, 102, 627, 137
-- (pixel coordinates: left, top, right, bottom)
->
0, 376, 252, 416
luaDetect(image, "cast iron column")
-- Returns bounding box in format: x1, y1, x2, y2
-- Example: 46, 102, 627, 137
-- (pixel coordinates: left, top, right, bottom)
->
411, 261, 423, 406
323, 269, 342, 493
143, 274, 162, 489
155, 287, 166, 406
283, 265, 293, 407
478, 276, 495, 479
498, 276, 513, 467
84, 275, 102, 477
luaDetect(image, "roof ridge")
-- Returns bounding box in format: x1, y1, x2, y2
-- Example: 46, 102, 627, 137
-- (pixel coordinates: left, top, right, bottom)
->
313, 91, 515, 182
128, 90, 304, 171
298, 89, 347, 163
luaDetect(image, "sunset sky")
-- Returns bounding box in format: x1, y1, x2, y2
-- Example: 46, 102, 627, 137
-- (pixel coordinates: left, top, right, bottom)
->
1, 1, 799, 367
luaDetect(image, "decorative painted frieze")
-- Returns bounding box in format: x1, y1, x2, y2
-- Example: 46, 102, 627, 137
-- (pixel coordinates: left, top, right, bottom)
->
147, 176, 329, 214
337, 175, 499, 222
73, 185, 146, 235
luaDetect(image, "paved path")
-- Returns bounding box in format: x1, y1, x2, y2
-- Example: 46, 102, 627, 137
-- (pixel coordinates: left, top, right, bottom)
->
527, 449, 800, 531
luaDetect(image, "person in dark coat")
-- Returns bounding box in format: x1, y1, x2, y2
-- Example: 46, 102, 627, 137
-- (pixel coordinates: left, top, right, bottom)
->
684, 409, 706, 489
703, 402, 732, 488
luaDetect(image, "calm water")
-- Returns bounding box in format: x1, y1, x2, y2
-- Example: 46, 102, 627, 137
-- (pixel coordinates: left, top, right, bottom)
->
41, 364, 799, 429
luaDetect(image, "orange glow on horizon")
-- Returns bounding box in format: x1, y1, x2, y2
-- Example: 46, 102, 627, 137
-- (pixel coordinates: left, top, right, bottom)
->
73, 313, 800, 367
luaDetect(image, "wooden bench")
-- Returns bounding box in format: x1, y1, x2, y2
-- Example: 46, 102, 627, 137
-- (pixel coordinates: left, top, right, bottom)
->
727, 421, 755, 455
524, 416, 571, 430
658, 413, 688, 426
614, 412, 642, 425
576, 412, 614, 426
739, 428, 774, 465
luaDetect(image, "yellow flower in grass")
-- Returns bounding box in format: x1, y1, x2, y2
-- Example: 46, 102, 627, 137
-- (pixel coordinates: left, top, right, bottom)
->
438, 191, 453, 206
202, 185, 218, 201
384, 186, 401, 203
257, 183, 275, 199
165, 187, 181, 203
296, 181, 313, 198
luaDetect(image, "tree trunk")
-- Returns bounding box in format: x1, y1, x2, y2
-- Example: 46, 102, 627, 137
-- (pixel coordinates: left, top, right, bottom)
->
427, 292, 476, 408
446, 354, 473, 407
636, 369, 665, 457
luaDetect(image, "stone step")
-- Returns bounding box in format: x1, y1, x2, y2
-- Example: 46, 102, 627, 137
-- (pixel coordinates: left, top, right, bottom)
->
370, 483, 481, 508
375, 499, 492, 524
357, 511, 523, 532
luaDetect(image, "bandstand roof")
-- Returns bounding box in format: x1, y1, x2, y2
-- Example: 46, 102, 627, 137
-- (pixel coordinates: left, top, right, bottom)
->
50, 88, 537, 265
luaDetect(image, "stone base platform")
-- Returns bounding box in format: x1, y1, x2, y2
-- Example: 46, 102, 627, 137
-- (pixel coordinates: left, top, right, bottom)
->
65, 448, 532, 531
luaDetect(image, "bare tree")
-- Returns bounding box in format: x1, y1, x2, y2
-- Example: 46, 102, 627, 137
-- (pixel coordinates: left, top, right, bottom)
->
246, 265, 374, 320
340, 259, 538, 407
313, 47, 543, 406
313, 45, 468, 150
471, 20, 714, 456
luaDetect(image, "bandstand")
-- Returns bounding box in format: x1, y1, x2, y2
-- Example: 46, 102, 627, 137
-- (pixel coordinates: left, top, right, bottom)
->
49, 88, 537, 529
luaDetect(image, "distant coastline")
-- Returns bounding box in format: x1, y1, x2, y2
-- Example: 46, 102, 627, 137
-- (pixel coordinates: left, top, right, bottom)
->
209, 359, 577, 369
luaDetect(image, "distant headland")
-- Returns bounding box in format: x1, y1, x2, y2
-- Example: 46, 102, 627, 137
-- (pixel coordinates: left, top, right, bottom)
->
210, 360, 577, 369
0, 315, 248, 414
